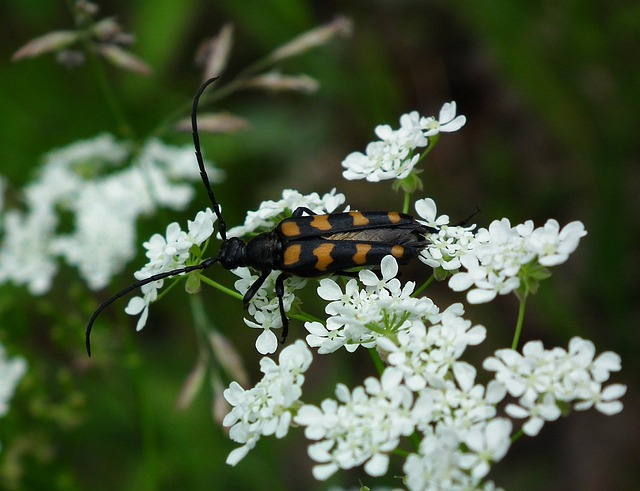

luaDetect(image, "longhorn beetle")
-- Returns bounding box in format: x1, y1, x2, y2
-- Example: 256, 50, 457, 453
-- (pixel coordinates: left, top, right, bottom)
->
85, 77, 436, 356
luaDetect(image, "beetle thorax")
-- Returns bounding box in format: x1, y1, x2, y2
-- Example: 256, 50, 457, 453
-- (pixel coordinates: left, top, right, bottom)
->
244, 232, 281, 272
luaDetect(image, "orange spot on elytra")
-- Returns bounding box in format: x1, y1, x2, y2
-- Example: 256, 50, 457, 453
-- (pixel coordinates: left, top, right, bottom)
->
391, 245, 404, 259
349, 211, 370, 227
353, 244, 372, 265
387, 212, 401, 224
283, 244, 302, 266
313, 243, 335, 271
280, 221, 301, 237
310, 215, 332, 231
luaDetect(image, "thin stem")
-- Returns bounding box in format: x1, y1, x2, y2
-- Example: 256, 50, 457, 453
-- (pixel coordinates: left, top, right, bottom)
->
66, 0, 135, 138
413, 273, 435, 297
153, 53, 280, 137
86, 51, 135, 139
368, 347, 385, 376
199, 275, 243, 301
511, 426, 524, 444
511, 297, 527, 350
402, 191, 411, 214
290, 311, 323, 324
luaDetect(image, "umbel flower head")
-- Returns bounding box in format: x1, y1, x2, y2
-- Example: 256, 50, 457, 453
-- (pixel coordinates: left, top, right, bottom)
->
341, 104, 466, 183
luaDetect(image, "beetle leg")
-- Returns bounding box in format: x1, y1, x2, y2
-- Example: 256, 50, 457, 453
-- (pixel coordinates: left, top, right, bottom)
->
291, 207, 317, 217
243, 270, 271, 308
274, 273, 289, 343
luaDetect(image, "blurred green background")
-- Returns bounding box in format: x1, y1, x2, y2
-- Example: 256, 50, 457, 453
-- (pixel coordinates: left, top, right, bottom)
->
1, 0, 638, 489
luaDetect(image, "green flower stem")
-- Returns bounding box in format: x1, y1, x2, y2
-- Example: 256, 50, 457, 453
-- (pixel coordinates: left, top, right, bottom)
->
511, 426, 524, 444
199, 274, 321, 325
368, 347, 385, 376
418, 133, 440, 161
413, 273, 435, 297
511, 297, 527, 350
87, 52, 135, 139
403, 191, 411, 214
199, 275, 243, 301
290, 311, 323, 324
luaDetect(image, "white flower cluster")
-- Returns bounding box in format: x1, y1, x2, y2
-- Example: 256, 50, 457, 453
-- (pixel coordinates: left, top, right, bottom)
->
226, 188, 346, 238
295, 368, 415, 480
222, 246, 626, 488
295, 311, 514, 487
341, 103, 466, 182
415, 198, 480, 274
484, 337, 625, 436
445, 218, 587, 303
305, 255, 439, 353
125, 208, 217, 331
223, 340, 312, 466
0, 134, 221, 294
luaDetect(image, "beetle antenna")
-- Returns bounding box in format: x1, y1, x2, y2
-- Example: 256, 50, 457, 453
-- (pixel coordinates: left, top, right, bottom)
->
192, 77, 227, 241
85, 257, 220, 357
454, 207, 480, 227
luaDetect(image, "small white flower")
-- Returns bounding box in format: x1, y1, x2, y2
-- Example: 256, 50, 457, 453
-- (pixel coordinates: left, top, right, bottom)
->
414, 198, 450, 229
420, 101, 467, 136
244, 310, 280, 355
458, 419, 512, 480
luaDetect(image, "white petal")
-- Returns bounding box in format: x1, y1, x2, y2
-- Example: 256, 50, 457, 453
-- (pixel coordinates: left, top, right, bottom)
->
255, 329, 278, 355
364, 453, 389, 477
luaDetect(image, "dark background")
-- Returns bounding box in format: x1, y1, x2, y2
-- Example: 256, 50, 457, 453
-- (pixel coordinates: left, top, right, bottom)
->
0, 1, 638, 489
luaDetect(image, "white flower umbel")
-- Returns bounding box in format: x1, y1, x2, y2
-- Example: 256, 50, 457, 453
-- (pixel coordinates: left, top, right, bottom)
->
484, 337, 626, 436
448, 218, 587, 304
223, 340, 312, 465
341, 103, 466, 182
295, 367, 415, 480
305, 256, 438, 354
0, 134, 222, 293
125, 208, 217, 331
226, 188, 346, 238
